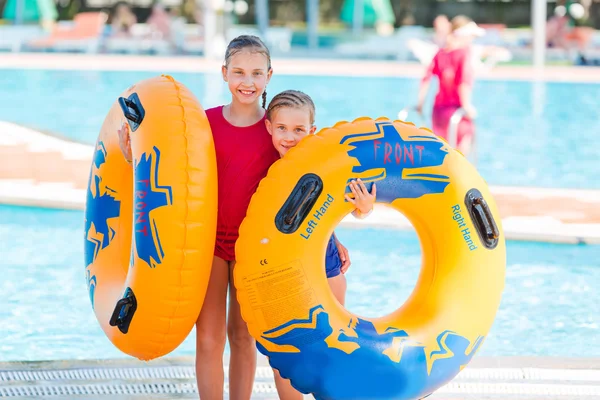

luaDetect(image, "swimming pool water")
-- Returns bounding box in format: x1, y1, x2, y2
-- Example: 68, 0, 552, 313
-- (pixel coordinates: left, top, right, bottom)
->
0, 69, 599, 189
1, 204, 599, 362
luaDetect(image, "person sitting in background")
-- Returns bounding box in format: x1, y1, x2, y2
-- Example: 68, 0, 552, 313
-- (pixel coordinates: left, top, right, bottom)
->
182, 0, 203, 25
110, 2, 136, 37
547, 1, 595, 64
146, 2, 173, 40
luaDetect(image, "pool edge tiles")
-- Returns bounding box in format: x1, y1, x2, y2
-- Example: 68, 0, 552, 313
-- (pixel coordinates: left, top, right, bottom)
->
1, 53, 600, 83
2, 355, 600, 400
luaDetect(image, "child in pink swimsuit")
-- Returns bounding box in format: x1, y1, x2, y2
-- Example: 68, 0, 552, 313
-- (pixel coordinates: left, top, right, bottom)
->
417, 15, 481, 156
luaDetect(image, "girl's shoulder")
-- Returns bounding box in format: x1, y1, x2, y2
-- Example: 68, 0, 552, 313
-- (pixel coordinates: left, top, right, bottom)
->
205, 105, 224, 120
205, 106, 227, 134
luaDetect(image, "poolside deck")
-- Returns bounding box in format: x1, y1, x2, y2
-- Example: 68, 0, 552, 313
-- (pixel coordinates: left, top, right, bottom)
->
0, 119, 598, 245
1, 52, 600, 82
2, 355, 600, 399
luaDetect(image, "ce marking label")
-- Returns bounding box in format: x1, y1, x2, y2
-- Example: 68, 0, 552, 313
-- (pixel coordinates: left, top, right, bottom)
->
260, 259, 268, 266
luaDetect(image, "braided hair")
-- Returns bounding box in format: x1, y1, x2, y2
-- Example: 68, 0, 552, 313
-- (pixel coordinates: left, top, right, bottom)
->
266, 90, 316, 125
224, 35, 272, 108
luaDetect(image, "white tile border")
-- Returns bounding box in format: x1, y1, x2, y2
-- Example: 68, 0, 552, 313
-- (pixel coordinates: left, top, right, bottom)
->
1, 52, 600, 82
3, 357, 600, 398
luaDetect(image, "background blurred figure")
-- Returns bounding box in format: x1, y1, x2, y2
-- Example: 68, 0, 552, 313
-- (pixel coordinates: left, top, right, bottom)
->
181, 0, 203, 24
2, 0, 58, 31
416, 15, 479, 156
546, 4, 570, 49
547, 0, 595, 62
408, 14, 512, 74
146, 2, 173, 40
340, 0, 396, 36
433, 14, 451, 47
109, 2, 137, 37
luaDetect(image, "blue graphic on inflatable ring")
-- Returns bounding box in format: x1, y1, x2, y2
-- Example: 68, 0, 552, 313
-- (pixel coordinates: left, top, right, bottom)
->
133, 146, 172, 269
257, 305, 483, 400
84, 141, 121, 308
340, 121, 450, 202
86, 269, 97, 309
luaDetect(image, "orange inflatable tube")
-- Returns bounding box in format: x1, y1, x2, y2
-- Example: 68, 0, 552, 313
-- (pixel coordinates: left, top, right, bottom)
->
84, 75, 217, 360
235, 117, 505, 399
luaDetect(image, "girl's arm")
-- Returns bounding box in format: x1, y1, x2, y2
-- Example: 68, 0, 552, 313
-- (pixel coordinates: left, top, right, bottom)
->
351, 208, 373, 219
458, 83, 472, 105
332, 231, 350, 273
458, 83, 477, 119
458, 50, 477, 119
416, 55, 436, 114
416, 80, 431, 115
334, 179, 376, 275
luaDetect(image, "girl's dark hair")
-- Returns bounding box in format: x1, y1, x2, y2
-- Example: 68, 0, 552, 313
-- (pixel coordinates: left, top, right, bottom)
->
224, 35, 271, 108
266, 90, 316, 125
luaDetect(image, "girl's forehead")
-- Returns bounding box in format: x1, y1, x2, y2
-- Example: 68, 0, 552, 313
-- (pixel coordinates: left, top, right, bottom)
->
271, 106, 311, 122
228, 50, 269, 69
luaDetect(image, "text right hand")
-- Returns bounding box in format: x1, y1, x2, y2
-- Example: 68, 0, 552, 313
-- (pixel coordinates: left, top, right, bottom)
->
117, 122, 133, 164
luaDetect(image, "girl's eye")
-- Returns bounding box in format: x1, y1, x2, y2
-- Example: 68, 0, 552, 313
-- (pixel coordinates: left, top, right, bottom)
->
235, 71, 242, 75
254, 72, 263, 76
295, 129, 305, 133
277, 126, 286, 131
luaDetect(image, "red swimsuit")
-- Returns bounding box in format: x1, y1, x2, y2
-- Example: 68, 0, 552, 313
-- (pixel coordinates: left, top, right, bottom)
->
422, 47, 475, 147
206, 106, 280, 261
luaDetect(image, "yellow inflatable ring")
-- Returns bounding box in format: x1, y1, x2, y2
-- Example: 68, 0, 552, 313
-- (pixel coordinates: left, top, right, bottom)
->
235, 117, 506, 399
84, 75, 217, 360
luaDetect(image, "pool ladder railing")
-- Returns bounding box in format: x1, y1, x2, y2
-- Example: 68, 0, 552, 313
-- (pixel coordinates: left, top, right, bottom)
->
397, 106, 477, 166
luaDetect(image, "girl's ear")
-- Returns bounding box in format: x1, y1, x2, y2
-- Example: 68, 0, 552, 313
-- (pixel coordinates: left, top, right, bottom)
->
221, 65, 228, 82
309, 125, 317, 135
265, 119, 273, 135
266, 67, 273, 84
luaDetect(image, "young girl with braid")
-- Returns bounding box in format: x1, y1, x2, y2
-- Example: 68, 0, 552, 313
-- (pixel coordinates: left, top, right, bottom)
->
264, 90, 376, 400
119, 36, 304, 400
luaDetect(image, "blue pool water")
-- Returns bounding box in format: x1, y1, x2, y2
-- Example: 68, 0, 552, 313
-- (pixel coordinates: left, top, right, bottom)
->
0, 69, 599, 189
1, 204, 599, 362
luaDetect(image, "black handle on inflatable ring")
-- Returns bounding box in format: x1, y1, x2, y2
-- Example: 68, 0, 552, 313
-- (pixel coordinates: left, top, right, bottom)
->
118, 93, 145, 132
275, 173, 324, 234
109, 287, 137, 334
465, 189, 500, 250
